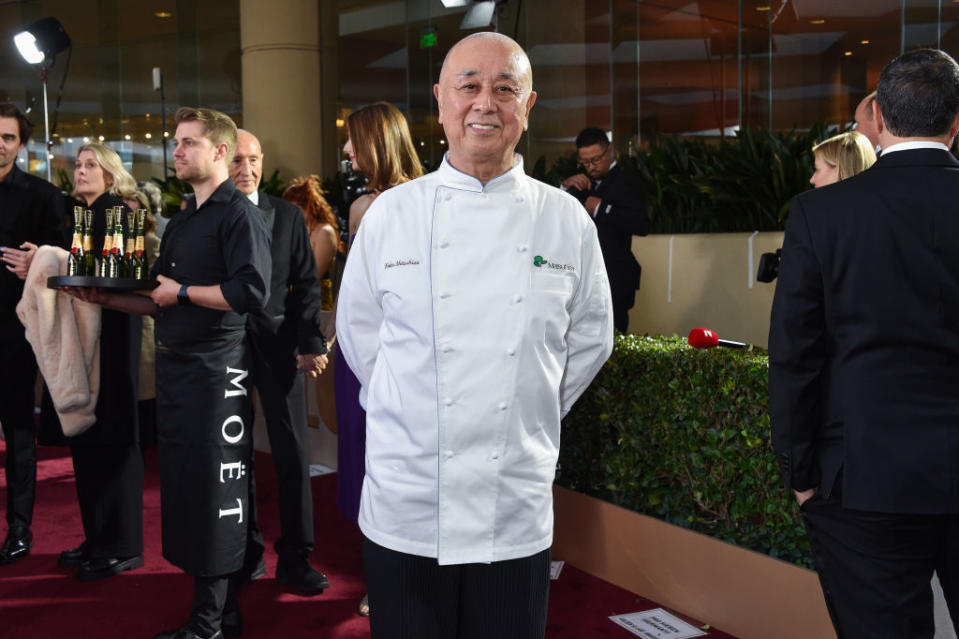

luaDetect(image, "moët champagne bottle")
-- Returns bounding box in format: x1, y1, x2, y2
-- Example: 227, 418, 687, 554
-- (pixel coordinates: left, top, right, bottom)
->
133, 209, 149, 280
82, 210, 96, 276
98, 208, 115, 278
111, 207, 126, 278
66, 206, 84, 276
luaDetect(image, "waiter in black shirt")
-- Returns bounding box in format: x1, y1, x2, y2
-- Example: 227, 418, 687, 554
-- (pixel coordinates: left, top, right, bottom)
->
67, 107, 271, 639
229, 129, 330, 595
562, 127, 649, 332
0, 102, 65, 564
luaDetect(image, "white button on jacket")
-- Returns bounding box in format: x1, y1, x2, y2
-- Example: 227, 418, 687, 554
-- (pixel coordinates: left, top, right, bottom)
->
337, 155, 614, 565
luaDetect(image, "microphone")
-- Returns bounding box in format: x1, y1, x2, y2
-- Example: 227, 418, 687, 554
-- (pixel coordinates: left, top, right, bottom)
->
687, 327, 749, 349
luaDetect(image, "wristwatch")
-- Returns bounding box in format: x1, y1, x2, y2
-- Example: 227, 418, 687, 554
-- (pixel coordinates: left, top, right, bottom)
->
177, 284, 191, 306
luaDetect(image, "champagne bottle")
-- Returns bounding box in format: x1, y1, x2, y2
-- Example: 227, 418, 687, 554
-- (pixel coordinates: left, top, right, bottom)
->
122, 210, 136, 279
133, 209, 149, 280
66, 206, 84, 276
98, 208, 115, 278
82, 210, 96, 276
112, 207, 127, 278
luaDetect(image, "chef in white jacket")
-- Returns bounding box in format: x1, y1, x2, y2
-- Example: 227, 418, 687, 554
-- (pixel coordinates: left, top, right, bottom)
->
336, 31, 614, 639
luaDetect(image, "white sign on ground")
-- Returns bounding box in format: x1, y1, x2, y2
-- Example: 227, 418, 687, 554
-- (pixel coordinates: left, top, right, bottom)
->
550, 561, 565, 580
609, 608, 708, 639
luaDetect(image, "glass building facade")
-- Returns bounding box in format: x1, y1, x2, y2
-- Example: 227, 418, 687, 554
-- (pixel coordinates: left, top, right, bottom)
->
2, 0, 958, 182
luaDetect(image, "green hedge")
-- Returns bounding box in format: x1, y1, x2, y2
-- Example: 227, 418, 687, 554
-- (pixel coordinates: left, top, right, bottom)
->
558, 334, 812, 568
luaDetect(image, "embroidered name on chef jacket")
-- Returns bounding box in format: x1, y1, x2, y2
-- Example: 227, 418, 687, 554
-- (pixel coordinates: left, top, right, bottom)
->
384, 258, 421, 269
533, 255, 576, 272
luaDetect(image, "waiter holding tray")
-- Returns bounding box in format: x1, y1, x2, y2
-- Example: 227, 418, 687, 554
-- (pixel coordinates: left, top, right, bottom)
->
65, 106, 273, 639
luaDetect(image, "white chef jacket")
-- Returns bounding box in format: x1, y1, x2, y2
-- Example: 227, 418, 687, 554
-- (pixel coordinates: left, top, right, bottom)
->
336, 154, 613, 565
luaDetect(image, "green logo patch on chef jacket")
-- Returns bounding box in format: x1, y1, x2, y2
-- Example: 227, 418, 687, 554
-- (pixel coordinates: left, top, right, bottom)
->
533, 255, 548, 267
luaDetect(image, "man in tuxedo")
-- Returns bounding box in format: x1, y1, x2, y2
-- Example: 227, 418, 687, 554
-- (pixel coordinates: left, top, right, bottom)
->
229, 129, 331, 595
0, 102, 64, 564
769, 48, 959, 637
562, 127, 648, 332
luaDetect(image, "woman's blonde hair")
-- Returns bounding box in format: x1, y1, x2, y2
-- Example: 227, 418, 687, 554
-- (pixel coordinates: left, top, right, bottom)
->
812, 131, 877, 181
347, 102, 423, 192
74, 143, 138, 201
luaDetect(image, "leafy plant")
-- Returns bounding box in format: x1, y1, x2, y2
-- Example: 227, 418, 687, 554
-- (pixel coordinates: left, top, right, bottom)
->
559, 334, 812, 568
534, 125, 832, 234
56, 168, 73, 194
151, 176, 193, 217
260, 168, 285, 197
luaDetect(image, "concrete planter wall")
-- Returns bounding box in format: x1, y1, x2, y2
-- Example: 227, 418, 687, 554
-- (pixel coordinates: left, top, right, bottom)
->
552, 485, 835, 639
628, 232, 784, 349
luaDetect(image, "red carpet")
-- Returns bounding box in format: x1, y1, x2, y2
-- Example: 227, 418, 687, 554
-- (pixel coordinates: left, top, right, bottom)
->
0, 442, 734, 638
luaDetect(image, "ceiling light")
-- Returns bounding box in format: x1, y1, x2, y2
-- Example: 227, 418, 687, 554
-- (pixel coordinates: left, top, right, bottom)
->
844, 51, 853, 56
810, 19, 825, 25
155, 11, 172, 18
860, 39, 870, 44
124, 134, 131, 140
756, 6, 771, 11
145, 133, 152, 139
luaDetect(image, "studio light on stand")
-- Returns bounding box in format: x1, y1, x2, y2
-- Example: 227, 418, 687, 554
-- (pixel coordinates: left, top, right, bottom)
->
153, 67, 169, 179
14, 17, 71, 182
442, 0, 518, 36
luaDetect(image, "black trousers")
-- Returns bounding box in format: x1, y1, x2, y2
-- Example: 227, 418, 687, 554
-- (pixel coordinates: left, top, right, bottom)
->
246, 348, 313, 563
189, 574, 240, 637
802, 484, 959, 639
70, 442, 144, 558
363, 536, 551, 639
0, 323, 38, 529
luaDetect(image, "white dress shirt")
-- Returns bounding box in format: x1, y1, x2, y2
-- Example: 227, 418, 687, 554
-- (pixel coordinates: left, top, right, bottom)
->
336, 154, 614, 565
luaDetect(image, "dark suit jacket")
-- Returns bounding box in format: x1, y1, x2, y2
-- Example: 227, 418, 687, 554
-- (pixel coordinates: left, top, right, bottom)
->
0, 165, 66, 308
570, 164, 649, 291
769, 147, 959, 515
247, 192, 326, 359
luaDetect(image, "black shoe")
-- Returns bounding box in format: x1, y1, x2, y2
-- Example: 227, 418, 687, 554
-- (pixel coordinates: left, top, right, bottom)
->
275, 556, 330, 596
221, 608, 243, 639
77, 555, 144, 580
0, 525, 32, 565
58, 543, 89, 567
154, 627, 223, 639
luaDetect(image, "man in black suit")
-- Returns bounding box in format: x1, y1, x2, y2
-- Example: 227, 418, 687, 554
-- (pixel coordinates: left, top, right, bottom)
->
0, 102, 64, 564
562, 127, 648, 332
230, 129, 330, 595
769, 48, 959, 638
229, 129, 331, 596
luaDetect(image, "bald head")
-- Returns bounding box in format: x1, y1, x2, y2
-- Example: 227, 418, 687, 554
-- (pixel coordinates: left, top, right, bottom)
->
434, 32, 537, 182
439, 32, 533, 90
230, 129, 263, 195
854, 91, 879, 148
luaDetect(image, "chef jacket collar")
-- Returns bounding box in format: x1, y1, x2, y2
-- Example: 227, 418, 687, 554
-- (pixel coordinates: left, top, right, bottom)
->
438, 153, 525, 193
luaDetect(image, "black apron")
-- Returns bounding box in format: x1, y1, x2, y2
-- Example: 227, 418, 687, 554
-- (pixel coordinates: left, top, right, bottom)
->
156, 327, 252, 577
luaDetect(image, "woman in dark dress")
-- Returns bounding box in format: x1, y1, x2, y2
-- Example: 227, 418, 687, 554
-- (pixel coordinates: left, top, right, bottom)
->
58, 143, 144, 579
336, 101, 423, 615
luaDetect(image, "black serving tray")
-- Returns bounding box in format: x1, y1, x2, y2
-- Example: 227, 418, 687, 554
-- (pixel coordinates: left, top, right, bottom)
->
47, 275, 158, 291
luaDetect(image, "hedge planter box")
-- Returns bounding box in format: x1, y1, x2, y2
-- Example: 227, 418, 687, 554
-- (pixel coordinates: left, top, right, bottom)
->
552, 485, 834, 639
554, 334, 834, 637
